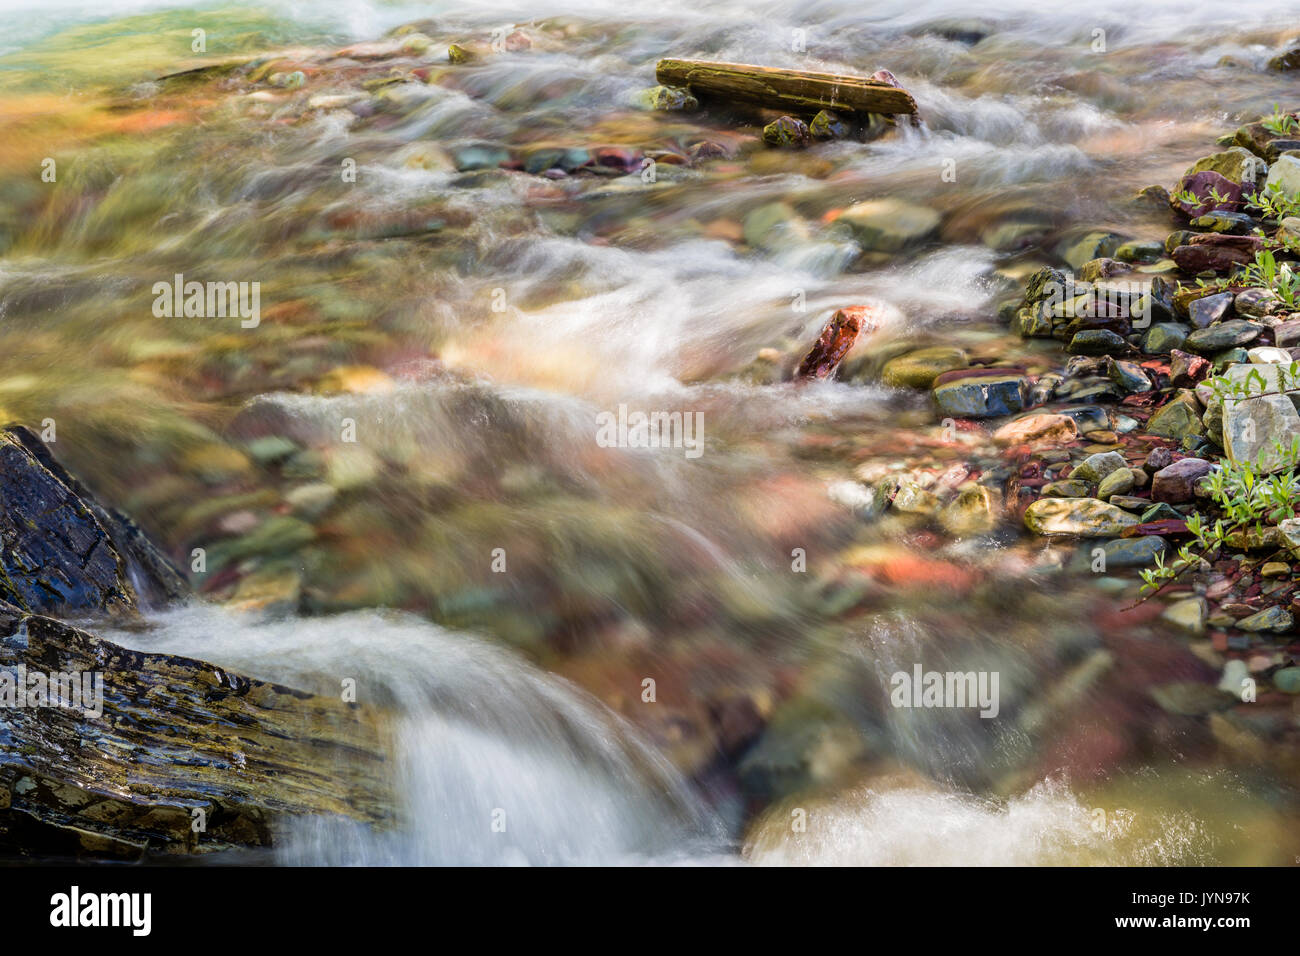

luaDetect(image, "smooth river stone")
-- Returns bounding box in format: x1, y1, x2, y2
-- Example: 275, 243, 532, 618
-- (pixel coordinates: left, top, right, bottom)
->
1023, 497, 1141, 536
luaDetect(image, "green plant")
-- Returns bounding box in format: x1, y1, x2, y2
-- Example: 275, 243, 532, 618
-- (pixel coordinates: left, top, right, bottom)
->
1235, 248, 1300, 307
1138, 371, 1300, 596
1245, 182, 1300, 222
1192, 250, 1300, 307
1261, 104, 1300, 136
1172, 185, 1236, 212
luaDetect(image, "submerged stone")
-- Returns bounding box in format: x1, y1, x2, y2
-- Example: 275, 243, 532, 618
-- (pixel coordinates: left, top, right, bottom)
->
632, 85, 698, 111
932, 371, 1025, 418
837, 199, 940, 253
1023, 498, 1140, 537
880, 347, 968, 388
762, 115, 811, 147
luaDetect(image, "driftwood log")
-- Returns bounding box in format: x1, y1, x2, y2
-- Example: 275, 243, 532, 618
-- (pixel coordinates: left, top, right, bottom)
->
655, 58, 917, 116
0, 607, 394, 860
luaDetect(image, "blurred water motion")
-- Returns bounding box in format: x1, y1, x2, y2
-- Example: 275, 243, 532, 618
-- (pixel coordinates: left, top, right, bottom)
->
6, 0, 1300, 863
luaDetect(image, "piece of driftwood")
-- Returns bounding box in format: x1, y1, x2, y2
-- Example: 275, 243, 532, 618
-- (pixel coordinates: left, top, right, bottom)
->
796, 306, 878, 381
0, 607, 394, 859
655, 59, 917, 116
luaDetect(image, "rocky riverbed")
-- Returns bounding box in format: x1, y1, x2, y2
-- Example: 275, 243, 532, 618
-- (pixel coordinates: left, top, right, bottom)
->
4, 0, 1300, 865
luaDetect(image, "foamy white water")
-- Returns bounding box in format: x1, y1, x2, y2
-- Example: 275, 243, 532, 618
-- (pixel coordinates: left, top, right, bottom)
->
104, 605, 728, 865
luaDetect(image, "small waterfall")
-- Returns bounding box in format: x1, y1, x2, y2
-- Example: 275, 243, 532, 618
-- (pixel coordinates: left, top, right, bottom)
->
105, 606, 728, 865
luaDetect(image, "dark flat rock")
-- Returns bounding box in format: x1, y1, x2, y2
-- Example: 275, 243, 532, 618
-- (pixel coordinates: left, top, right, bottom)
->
0, 610, 393, 860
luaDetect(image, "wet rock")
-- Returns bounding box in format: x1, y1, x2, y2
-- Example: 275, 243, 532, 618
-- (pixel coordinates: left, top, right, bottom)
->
918, 17, 993, 43
1278, 517, 1300, 558
1142, 323, 1187, 354
1264, 154, 1300, 199
1056, 231, 1125, 271
1130, 185, 1171, 211
992, 413, 1078, 446
1222, 393, 1300, 473
1184, 320, 1261, 354
939, 483, 1001, 536
521, 146, 589, 174
227, 565, 302, 615
1167, 350, 1208, 388
1189, 210, 1257, 233
0, 611, 391, 857
1224, 525, 1285, 551
1022, 498, 1140, 537
931, 370, 1025, 418
1109, 495, 1150, 512
1024, 266, 1069, 304
1278, 217, 1300, 244
1273, 318, 1300, 349
1182, 148, 1269, 192
1090, 535, 1166, 568
1013, 306, 1057, 339
0, 427, 184, 617
1172, 234, 1263, 272
1170, 170, 1245, 218
1161, 597, 1206, 635
1151, 457, 1212, 503
1105, 357, 1152, 393
762, 115, 811, 148
1067, 329, 1128, 355
1237, 605, 1292, 632
796, 306, 877, 380
1235, 288, 1281, 318
1140, 502, 1182, 522
809, 110, 850, 140
1078, 257, 1129, 282
1115, 240, 1165, 263
447, 42, 482, 63
837, 199, 940, 253
880, 347, 968, 388
1096, 468, 1135, 500
1187, 291, 1233, 329
1143, 446, 1174, 473
1268, 48, 1300, 71
1146, 390, 1205, 441
1210, 349, 1249, 373
1042, 480, 1092, 497
1233, 120, 1300, 162
1248, 346, 1293, 364
888, 477, 941, 516
632, 85, 697, 111
1061, 406, 1113, 434
983, 220, 1047, 253
1070, 451, 1127, 483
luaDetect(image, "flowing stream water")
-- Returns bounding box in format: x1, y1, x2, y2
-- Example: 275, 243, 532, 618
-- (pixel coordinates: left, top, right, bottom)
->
5, 0, 1300, 864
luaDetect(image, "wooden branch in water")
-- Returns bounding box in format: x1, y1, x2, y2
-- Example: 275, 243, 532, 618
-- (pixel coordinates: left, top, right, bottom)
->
655, 58, 917, 116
